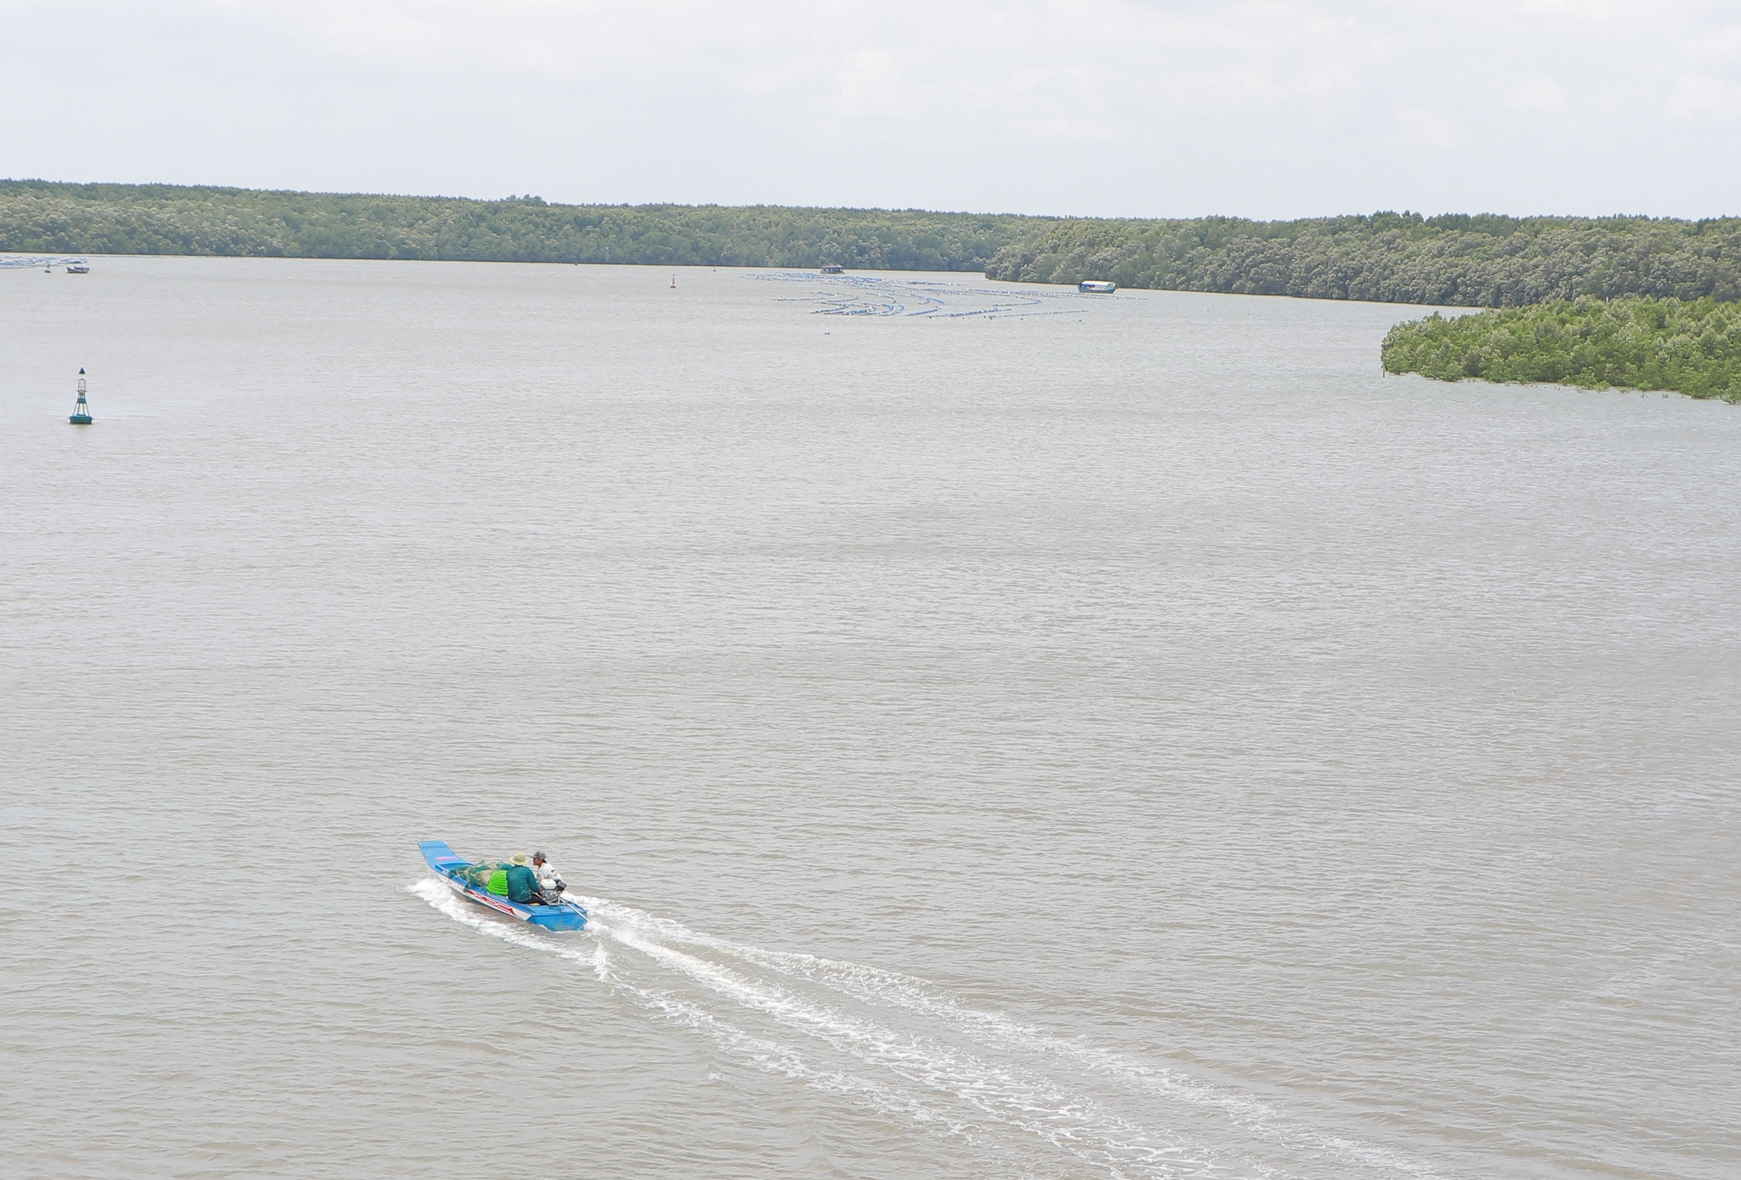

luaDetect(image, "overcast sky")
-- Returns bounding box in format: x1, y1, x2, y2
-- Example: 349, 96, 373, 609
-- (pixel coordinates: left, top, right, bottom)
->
3, 0, 1738, 219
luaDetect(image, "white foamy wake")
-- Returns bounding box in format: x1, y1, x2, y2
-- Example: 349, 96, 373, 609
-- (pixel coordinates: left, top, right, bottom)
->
409, 880, 1437, 1180
711, 943, 1439, 1180
599, 915, 1221, 1179
409, 880, 1023, 1171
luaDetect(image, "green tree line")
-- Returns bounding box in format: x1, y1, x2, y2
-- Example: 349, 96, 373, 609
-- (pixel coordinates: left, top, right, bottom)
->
9, 180, 1737, 400
8, 182, 1740, 310
0, 180, 1032, 271
982, 212, 1741, 307
1382, 296, 1741, 402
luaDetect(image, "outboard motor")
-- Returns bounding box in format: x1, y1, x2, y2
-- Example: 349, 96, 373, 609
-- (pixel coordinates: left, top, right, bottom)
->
536, 877, 566, 906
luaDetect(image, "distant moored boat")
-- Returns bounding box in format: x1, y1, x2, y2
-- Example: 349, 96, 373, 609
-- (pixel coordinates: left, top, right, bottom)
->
66, 263, 90, 274
1079, 280, 1117, 293
820, 264, 844, 274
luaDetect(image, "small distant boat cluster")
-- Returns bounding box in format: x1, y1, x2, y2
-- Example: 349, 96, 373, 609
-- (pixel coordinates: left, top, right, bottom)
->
0, 255, 90, 272
1079, 280, 1117, 293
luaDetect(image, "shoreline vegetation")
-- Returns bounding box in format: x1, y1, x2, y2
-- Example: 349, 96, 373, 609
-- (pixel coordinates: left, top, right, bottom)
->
6, 179, 1737, 400
6, 180, 1739, 307
1382, 297, 1741, 403
982, 214, 1741, 307
0, 180, 1025, 273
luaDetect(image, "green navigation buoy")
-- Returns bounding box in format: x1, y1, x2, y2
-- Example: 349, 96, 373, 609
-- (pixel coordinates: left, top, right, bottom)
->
69, 368, 93, 424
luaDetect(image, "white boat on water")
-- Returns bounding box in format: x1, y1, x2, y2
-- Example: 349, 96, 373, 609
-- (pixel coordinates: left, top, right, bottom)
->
1079, 280, 1116, 293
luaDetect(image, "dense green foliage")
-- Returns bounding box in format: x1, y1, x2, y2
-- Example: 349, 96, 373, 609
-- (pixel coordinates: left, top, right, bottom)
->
7, 181, 1740, 358
0, 180, 1032, 271
984, 213, 1741, 307
1382, 297, 1741, 401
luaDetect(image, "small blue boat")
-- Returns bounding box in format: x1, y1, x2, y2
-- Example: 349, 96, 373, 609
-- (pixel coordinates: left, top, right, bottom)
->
419, 840, 588, 931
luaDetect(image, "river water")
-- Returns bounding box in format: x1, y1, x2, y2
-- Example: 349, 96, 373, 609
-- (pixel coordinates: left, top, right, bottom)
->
3, 258, 1737, 1180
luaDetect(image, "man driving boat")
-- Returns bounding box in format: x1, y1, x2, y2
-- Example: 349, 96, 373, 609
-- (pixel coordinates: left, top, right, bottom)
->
532, 851, 564, 899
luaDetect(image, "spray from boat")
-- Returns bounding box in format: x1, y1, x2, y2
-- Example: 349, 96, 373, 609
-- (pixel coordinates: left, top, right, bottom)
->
410, 878, 1440, 1180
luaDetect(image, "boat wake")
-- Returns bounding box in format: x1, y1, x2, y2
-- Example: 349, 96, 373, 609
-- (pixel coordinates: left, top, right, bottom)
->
408, 879, 1440, 1180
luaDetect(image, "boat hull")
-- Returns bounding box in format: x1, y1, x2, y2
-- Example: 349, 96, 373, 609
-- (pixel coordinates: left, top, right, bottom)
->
419, 840, 587, 931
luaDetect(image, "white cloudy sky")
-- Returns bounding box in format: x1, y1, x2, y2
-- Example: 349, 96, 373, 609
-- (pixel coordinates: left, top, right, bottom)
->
3, 0, 1739, 217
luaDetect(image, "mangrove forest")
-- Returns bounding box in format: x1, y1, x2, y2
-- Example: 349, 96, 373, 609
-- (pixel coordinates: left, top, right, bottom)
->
1381, 297, 1741, 402
7, 179, 1738, 400
6, 181, 1739, 311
